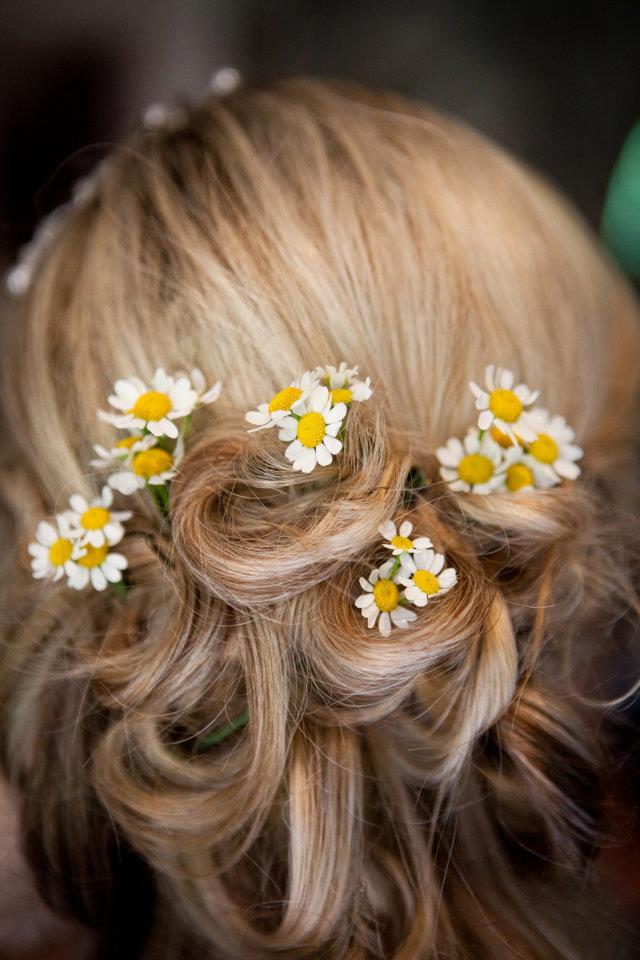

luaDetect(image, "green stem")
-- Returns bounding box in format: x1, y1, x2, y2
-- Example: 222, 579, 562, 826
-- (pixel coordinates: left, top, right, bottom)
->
147, 482, 170, 517
195, 710, 249, 753
180, 414, 192, 443
390, 558, 401, 579
110, 580, 129, 599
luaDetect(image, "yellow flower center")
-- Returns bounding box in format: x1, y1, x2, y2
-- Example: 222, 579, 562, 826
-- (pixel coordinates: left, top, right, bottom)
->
391, 535, 414, 551
413, 570, 440, 595
115, 436, 139, 450
132, 448, 174, 479
297, 412, 326, 448
458, 454, 494, 486
131, 390, 172, 422
80, 506, 110, 530
490, 424, 514, 448
373, 579, 399, 612
268, 386, 303, 414
77, 544, 109, 568
506, 463, 534, 492
48, 538, 73, 567
489, 389, 522, 423
331, 387, 353, 405
528, 433, 559, 465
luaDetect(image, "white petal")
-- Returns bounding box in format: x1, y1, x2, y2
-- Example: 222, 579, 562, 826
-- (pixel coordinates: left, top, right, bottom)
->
159, 418, 179, 439
310, 386, 329, 412
478, 410, 494, 431
69, 494, 88, 514
112, 379, 140, 405
412, 537, 432, 550
355, 594, 375, 608
295, 448, 317, 473
379, 520, 396, 540
378, 560, 394, 579
468, 380, 484, 399
325, 402, 347, 424
87, 529, 105, 548
102, 562, 123, 583
103, 522, 123, 544
359, 577, 373, 592
429, 553, 445, 575
285, 439, 303, 462
378, 612, 391, 636
399, 521, 412, 538
498, 368, 514, 390
245, 409, 271, 426
90, 567, 108, 591
555, 459, 580, 480
68, 568, 89, 590
323, 434, 342, 455
399, 554, 417, 574
36, 521, 58, 547
315, 443, 332, 466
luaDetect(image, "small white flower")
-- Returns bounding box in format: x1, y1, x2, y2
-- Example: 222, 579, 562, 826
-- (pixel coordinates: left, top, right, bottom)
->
63, 485, 132, 548
28, 518, 82, 584
90, 434, 144, 471
99, 368, 202, 439
397, 549, 457, 607
379, 520, 432, 556
521, 408, 583, 486
469, 365, 539, 443
278, 385, 347, 473
68, 542, 128, 592
354, 559, 417, 636
500, 444, 538, 493
106, 436, 183, 495
436, 428, 506, 494
315, 362, 373, 404
245, 370, 318, 432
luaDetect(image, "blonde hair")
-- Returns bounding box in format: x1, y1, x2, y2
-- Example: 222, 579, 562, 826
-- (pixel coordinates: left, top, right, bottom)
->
1, 78, 639, 959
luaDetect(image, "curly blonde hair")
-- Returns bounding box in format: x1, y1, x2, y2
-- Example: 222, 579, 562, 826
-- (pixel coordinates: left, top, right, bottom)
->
1, 79, 639, 959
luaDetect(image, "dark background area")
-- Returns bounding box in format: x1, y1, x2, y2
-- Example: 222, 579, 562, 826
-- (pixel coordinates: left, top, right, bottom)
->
1, 0, 639, 269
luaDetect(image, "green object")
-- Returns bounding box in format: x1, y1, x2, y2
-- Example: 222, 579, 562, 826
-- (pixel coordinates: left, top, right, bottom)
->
195, 710, 250, 753
602, 120, 640, 279
110, 580, 129, 599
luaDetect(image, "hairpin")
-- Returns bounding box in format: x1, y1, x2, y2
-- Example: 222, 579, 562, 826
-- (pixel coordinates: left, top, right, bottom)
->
436, 365, 582, 494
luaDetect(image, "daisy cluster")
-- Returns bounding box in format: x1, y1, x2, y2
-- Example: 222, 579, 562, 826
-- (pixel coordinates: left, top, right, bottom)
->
436, 365, 583, 495
245, 362, 372, 473
355, 521, 457, 636
28, 367, 221, 591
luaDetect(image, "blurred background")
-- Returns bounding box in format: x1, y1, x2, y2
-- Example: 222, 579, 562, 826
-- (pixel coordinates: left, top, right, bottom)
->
1, 0, 639, 268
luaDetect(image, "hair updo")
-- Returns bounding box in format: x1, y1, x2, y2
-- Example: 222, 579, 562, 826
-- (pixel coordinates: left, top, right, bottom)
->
1, 79, 639, 960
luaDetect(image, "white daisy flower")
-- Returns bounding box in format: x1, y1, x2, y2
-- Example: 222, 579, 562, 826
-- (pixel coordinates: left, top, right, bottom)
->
521, 408, 583, 486
106, 436, 184, 495
64, 485, 132, 548
315, 362, 373, 404
379, 520, 433, 556
436, 429, 507, 494
469, 364, 539, 443
500, 443, 538, 493
397, 549, 457, 607
98, 368, 201, 439
277, 385, 347, 473
68, 542, 128, 592
245, 370, 318, 432
90, 433, 144, 471
28, 518, 82, 584
354, 559, 418, 636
